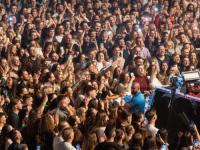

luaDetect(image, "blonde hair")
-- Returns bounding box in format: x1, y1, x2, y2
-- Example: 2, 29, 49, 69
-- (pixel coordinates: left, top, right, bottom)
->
62, 127, 73, 141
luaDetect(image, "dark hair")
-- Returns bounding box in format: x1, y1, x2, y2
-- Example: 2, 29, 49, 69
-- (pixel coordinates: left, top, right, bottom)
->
158, 128, 168, 143
143, 136, 157, 150
88, 98, 99, 110
22, 94, 31, 103
121, 110, 131, 120
52, 64, 60, 73
57, 95, 67, 104
44, 72, 53, 82
130, 133, 143, 148
0, 124, 12, 149
85, 85, 96, 96
119, 72, 127, 84
132, 111, 143, 122
61, 86, 70, 94
105, 125, 116, 139
11, 99, 20, 108
68, 115, 77, 127
178, 131, 192, 149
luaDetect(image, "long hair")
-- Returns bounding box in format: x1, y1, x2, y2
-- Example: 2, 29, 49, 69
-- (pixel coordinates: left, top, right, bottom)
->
43, 42, 54, 53
81, 132, 97, 150
178, 131, 192, 149
7, 44, 17, 64
0, 124, 12, 150
115, 129, 127, 145
85, 108, 97, 132
39, 114, 55, 133
130, 133, 143, 149
143, 136, 157, 150
137, 126, 147, 141
95, 110, 108, 127
119, 72, 126, 84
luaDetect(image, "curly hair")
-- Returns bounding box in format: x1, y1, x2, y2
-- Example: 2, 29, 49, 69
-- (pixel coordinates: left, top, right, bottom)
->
39, 114, 55, 133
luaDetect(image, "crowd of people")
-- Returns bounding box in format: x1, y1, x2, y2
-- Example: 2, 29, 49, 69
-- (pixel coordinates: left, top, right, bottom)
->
0, 0, 199, 149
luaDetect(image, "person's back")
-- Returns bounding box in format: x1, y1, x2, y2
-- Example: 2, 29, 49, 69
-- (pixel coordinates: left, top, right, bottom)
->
145, 108, 158, 137
94, 125, 123, 150
55, 141, 76, 150
94, 141, 123, 150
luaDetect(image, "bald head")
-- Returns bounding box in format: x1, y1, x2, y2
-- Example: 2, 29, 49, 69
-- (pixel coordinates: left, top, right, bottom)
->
131, 82, 140, 95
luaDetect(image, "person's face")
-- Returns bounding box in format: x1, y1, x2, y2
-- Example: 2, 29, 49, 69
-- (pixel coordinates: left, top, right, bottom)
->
140, 16, 145, 25
136, 38, 143, 47
51, 53, 59, 61
29, 47, 36, 57
11, 45, 17, 54
118, 39, 125, 47
137, 65, 144, 75
131, 84, 139, 95
58, 25, 64, 34
183, 44, 190, 51
190, 45, 195, 52
161, 63, 168, 71
136, 59, 143, 66
1, 59, 7, 68
49, 74, 55, 83
22, 71, 29, 81
11, 6, 17, 13
13, 57, 20, 66
27, 97, 33, 106
6, 77, 12, 87
180, 34, 186, 43
165, 41, 172, 49
48, 30, 55, 37
157, 46, 165, 56
88, 51, 95, 60
98, 53, 104, 62
92, 81, 98, 90
189, 51, 196, 60
90, 90, 97, 98
134, 47, 141, 56
116, 68, 122, 75
90, 31, 96, 38
113, 47, 120, 56
182, 49, 189, 57
66, 35, 72, 43
95, 23, 101, 32
173, 55, 180, 63
0, 115, 6, 124
84, 71, 91, 80
183, 58, 190, 66
125, 74, 130, 82
88, 64, 94, 72
17, 101, 23, 110
67, 87, 73, 97
46, 45, 53, 53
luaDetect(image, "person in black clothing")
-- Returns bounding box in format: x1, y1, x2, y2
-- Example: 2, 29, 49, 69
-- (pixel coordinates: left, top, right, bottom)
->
8, 129, 23, 150
155, 45, 170, 66
7, 99, 23, 131
132, 111, 144, 133
81, 34, 96, 55
94, 125, 123, 150
18, 70, 34, 94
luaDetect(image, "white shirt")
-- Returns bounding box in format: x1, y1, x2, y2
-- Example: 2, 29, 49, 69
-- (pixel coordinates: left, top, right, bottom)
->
145, 124, 159, 137
54, 141, 76, 150
53, 136, 63, 150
